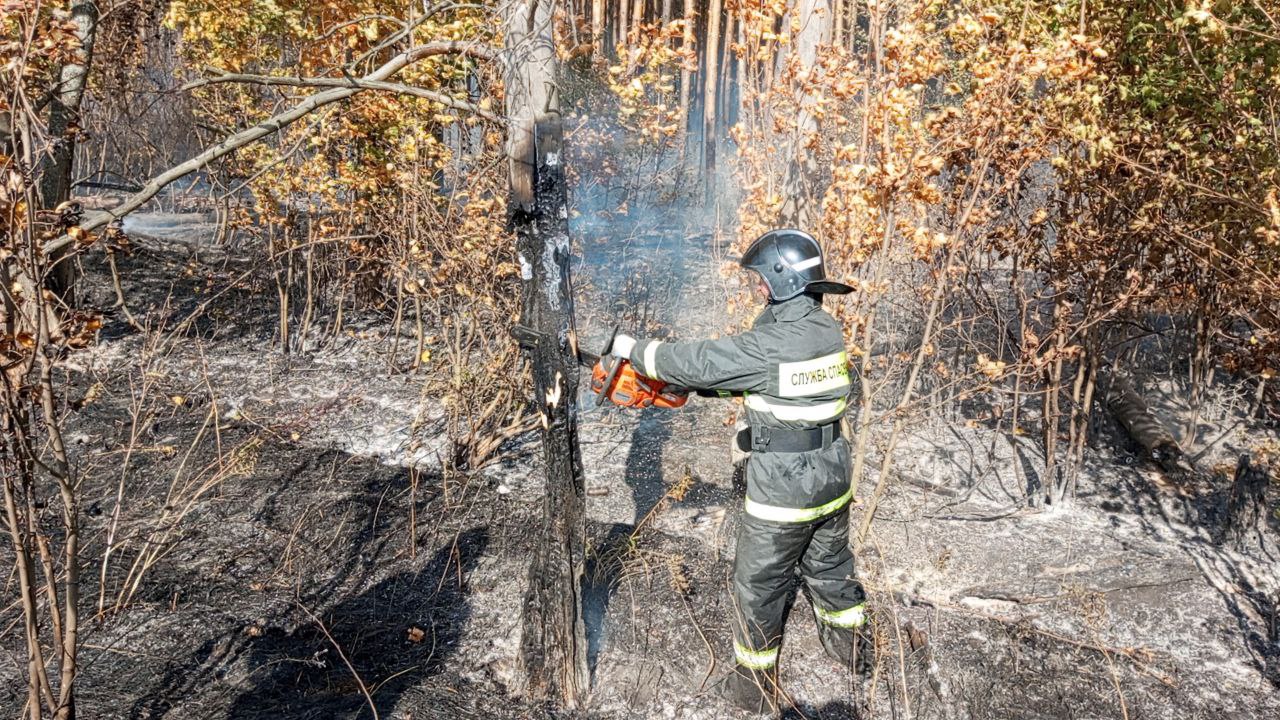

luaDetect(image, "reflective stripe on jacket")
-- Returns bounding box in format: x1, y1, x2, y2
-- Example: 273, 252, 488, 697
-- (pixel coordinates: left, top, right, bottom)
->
630, 294, 853, 522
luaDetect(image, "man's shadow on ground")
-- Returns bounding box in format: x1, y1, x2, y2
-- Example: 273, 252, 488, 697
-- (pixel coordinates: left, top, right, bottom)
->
583, 404, 738, 678
583, 406, 674, 674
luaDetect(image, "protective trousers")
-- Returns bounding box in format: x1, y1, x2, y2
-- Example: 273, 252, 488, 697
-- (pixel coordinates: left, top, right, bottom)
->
730, 507, 867, 672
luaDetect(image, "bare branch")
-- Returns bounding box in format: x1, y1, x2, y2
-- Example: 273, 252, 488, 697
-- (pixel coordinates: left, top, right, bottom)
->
351, 3, 491, 68
183, 71, 500, 122
313, 14, 408, 44
44, 40, 499, 258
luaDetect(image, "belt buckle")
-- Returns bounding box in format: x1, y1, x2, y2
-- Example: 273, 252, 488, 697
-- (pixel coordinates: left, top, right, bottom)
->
754, 426, 771, 450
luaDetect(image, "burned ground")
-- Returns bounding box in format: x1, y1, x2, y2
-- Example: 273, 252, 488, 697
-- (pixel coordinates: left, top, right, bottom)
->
2, 206, 1279, 719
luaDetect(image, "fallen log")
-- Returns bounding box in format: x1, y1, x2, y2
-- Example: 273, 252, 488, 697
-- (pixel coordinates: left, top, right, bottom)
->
1104, 373, 1195, 479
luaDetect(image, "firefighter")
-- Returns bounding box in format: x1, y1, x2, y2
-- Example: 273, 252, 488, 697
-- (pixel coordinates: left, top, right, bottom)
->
609, 228, 871, 713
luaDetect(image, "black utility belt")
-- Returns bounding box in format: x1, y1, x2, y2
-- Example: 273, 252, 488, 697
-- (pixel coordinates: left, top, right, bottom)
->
735, 422, 842, 453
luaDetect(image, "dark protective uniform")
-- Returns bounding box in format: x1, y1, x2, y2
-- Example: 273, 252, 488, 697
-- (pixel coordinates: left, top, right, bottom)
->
628, 292, 868, 682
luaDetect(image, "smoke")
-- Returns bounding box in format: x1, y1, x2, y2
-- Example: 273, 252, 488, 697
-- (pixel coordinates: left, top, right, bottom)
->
562, 55, 744, 234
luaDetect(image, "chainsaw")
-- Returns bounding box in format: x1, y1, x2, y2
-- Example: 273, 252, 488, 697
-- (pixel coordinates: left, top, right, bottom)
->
512, 324, 691, 409
584, 326, 690, 409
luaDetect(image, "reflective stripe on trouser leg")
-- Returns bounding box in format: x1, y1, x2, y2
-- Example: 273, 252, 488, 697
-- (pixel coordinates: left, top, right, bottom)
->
731, 514, 813, 670
814, 602, 867, 628
733, 641, 779, 669
744, 488, 852, 523
799, 509, 867, 626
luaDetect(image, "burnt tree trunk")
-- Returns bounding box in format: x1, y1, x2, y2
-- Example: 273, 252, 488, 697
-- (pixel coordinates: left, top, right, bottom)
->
504, 0, 589, 707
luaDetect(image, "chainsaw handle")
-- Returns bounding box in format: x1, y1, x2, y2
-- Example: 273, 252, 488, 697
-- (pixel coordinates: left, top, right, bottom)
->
594, 324, 624, 407
595, 355, 624, 407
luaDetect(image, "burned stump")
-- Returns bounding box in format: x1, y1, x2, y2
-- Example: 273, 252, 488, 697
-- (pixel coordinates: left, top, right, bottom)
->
1223, 455, 1273, 553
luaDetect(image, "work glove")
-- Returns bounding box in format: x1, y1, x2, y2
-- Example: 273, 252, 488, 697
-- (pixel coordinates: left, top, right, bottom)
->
731, 418, 751, 466
610, 333, 637, 360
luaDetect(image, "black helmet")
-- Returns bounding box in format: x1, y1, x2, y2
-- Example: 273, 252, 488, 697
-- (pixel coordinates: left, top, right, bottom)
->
740, 229, 853, 302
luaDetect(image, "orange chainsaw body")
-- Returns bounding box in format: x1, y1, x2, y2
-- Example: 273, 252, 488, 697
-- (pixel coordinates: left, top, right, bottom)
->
590, 356, 689, 409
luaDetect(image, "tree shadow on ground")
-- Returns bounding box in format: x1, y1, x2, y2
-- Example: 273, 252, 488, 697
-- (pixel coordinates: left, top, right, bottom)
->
222, 527, 489, 719
1114, 457, 1280, 690
124, 518, 488, 720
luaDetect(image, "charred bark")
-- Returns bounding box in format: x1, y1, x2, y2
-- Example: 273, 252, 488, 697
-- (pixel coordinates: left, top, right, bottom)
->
504, 0, 589, 707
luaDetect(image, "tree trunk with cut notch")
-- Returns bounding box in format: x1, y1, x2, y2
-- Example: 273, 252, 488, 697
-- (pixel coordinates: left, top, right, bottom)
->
503, 0, 589, 707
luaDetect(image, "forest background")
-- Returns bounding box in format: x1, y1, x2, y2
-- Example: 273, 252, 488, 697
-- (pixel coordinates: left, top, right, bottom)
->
2, 1, 1279, 718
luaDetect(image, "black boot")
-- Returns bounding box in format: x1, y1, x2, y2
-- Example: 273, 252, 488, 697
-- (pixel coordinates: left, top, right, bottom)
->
717, 662, 780, 715
817, 622, 874, 676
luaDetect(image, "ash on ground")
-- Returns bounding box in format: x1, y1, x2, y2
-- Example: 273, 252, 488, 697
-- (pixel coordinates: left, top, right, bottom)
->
2, 207, 1277, 720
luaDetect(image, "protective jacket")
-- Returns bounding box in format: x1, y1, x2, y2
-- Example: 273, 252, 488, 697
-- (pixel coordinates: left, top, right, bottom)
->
630, 293, 852, 521
629, 292, 868, 677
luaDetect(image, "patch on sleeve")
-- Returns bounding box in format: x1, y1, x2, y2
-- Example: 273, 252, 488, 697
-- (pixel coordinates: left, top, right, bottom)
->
778, 351, 850, 397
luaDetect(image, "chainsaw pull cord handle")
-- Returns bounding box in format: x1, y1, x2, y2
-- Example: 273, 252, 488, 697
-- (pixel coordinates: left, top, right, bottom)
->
596, 325, 624, 407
